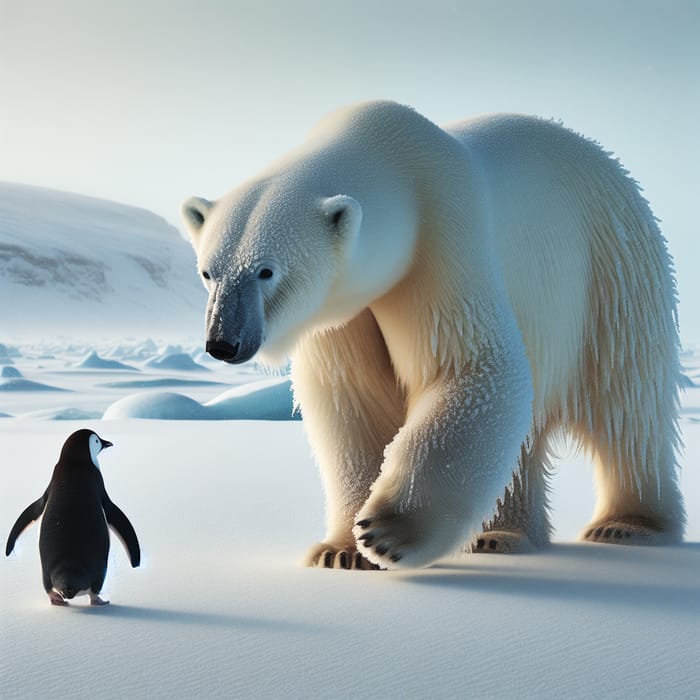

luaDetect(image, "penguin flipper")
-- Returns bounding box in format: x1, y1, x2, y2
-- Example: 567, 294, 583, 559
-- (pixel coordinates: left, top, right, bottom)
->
5, 489, 48, 556
103, 496, 140, 567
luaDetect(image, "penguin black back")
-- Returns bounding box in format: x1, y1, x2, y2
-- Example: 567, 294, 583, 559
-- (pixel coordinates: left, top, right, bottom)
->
5, 429, 140, 606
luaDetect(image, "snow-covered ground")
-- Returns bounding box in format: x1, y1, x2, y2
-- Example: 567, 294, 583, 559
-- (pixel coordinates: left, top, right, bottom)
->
1, 187, 698, 699
1, 338, 699, 699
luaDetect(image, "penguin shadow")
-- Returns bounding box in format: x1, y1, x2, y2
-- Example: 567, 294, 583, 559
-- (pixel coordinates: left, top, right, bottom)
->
72, 602, 328, 633
400, 542, 700, 616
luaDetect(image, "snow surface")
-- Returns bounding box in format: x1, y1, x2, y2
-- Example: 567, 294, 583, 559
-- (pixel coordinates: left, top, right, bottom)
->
1, 186, 698, 698
1, 341, 699, 699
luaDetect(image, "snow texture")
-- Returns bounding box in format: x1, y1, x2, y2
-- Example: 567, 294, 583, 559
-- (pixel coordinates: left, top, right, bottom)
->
1, 385, 699, 699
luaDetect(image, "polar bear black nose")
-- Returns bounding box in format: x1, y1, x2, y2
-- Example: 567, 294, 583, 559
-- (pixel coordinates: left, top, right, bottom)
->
206, 340, 241, 362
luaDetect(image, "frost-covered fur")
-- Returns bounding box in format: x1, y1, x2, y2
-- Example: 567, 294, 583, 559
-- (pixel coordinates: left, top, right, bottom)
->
183, 101, 684, 570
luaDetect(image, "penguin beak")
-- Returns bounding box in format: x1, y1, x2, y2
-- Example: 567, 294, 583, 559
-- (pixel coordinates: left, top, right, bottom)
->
100, 439, 113, 450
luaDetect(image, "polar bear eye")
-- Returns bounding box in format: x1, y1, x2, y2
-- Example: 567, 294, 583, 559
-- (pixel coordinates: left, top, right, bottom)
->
258, 268, 274, 280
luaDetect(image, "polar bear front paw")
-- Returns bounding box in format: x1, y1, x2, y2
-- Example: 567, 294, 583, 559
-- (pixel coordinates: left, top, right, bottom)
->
352, 499, 438, 569
353, 516, 410, 567
304, 542, 382, 570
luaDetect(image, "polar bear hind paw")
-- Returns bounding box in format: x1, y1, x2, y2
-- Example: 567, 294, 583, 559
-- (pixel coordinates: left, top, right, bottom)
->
470, 530, 536, 554
304, 542, 382, 570
581, 517, 675, 545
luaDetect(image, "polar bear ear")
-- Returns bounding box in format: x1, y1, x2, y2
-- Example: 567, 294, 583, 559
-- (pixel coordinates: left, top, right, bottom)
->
320, 195, 362, 245
181, 196, 214, 244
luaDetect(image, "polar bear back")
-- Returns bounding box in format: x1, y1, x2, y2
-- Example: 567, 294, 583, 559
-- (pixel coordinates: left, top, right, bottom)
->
447, 114, 653, 417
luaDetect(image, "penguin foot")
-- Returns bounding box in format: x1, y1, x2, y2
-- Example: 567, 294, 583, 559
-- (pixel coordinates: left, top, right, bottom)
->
49, 590, 69, 606
89, 593, 110, 606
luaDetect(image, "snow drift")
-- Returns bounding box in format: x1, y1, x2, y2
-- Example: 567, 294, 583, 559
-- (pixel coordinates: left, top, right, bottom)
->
103, 376, 299, 420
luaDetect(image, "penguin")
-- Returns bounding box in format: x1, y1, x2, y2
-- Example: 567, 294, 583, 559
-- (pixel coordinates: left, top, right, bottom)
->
5, 429, 140, 606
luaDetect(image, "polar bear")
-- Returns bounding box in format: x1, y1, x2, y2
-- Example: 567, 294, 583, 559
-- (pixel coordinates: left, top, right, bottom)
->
182, 100, 685, 570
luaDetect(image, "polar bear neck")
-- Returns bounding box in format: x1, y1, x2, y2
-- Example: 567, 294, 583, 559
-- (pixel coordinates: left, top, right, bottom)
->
369, 204, 512, 393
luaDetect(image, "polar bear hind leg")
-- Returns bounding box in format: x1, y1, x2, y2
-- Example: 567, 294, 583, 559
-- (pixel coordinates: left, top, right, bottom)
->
472, 431, 554, 553
474, 168, 685, 551
575, 181, 685, 545
577, 201, 685, 544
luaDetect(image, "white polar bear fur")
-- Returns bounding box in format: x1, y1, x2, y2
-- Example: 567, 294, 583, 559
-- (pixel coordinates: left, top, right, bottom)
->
183, 100, 684, 569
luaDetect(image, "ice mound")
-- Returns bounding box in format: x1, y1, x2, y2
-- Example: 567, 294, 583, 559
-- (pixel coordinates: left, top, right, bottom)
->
107, 339, 159, 361
77, 350, 138, 371
0, 347, 18, 364
103, 376, 300, 420
0, 378, 69, 392
145, 352, 209, 372
1, 366, 22, 378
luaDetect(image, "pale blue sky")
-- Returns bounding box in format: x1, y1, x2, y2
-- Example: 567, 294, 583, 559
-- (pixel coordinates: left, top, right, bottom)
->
1, 0, 698, 340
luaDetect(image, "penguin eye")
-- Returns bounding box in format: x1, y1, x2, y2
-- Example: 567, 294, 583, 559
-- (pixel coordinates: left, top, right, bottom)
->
202, 271, 211, 280
258, 268, 273, 280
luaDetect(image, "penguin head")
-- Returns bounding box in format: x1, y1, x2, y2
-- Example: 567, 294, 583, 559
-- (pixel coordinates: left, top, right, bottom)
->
88, 432, 113, 468
60, 429, 113, 469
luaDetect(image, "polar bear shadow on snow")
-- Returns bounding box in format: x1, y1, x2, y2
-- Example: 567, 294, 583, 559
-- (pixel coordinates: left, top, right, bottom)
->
182, 100, 685, 570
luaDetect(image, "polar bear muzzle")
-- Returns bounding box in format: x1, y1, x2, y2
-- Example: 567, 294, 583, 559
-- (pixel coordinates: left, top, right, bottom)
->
204, 272, 264, 364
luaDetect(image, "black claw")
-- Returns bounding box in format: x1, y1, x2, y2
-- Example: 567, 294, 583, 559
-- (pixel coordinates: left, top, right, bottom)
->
375, 544, 389, 556
595, 527, 604, 537
358, 533, 374, 546
354, 552, 364, 569
476, 538, 485, 549
614, 529, 623, 539
339, 552, 349, 569
356, 519, 371, 529
603, 528, 613, 538
489, 539, 498, 550
322, 551, 334, 568
390, 553, 402, 563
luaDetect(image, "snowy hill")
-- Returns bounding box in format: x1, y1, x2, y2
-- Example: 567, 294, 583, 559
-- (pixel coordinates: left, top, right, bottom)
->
0, 182, 206, 339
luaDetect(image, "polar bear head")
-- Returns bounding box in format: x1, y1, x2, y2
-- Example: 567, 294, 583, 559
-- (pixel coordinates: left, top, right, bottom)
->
182, 176, 371, 365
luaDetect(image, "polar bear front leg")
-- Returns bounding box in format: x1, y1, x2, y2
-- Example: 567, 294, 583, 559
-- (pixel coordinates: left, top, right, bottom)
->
292, 310, 406, 570
354, 345, 534, 569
